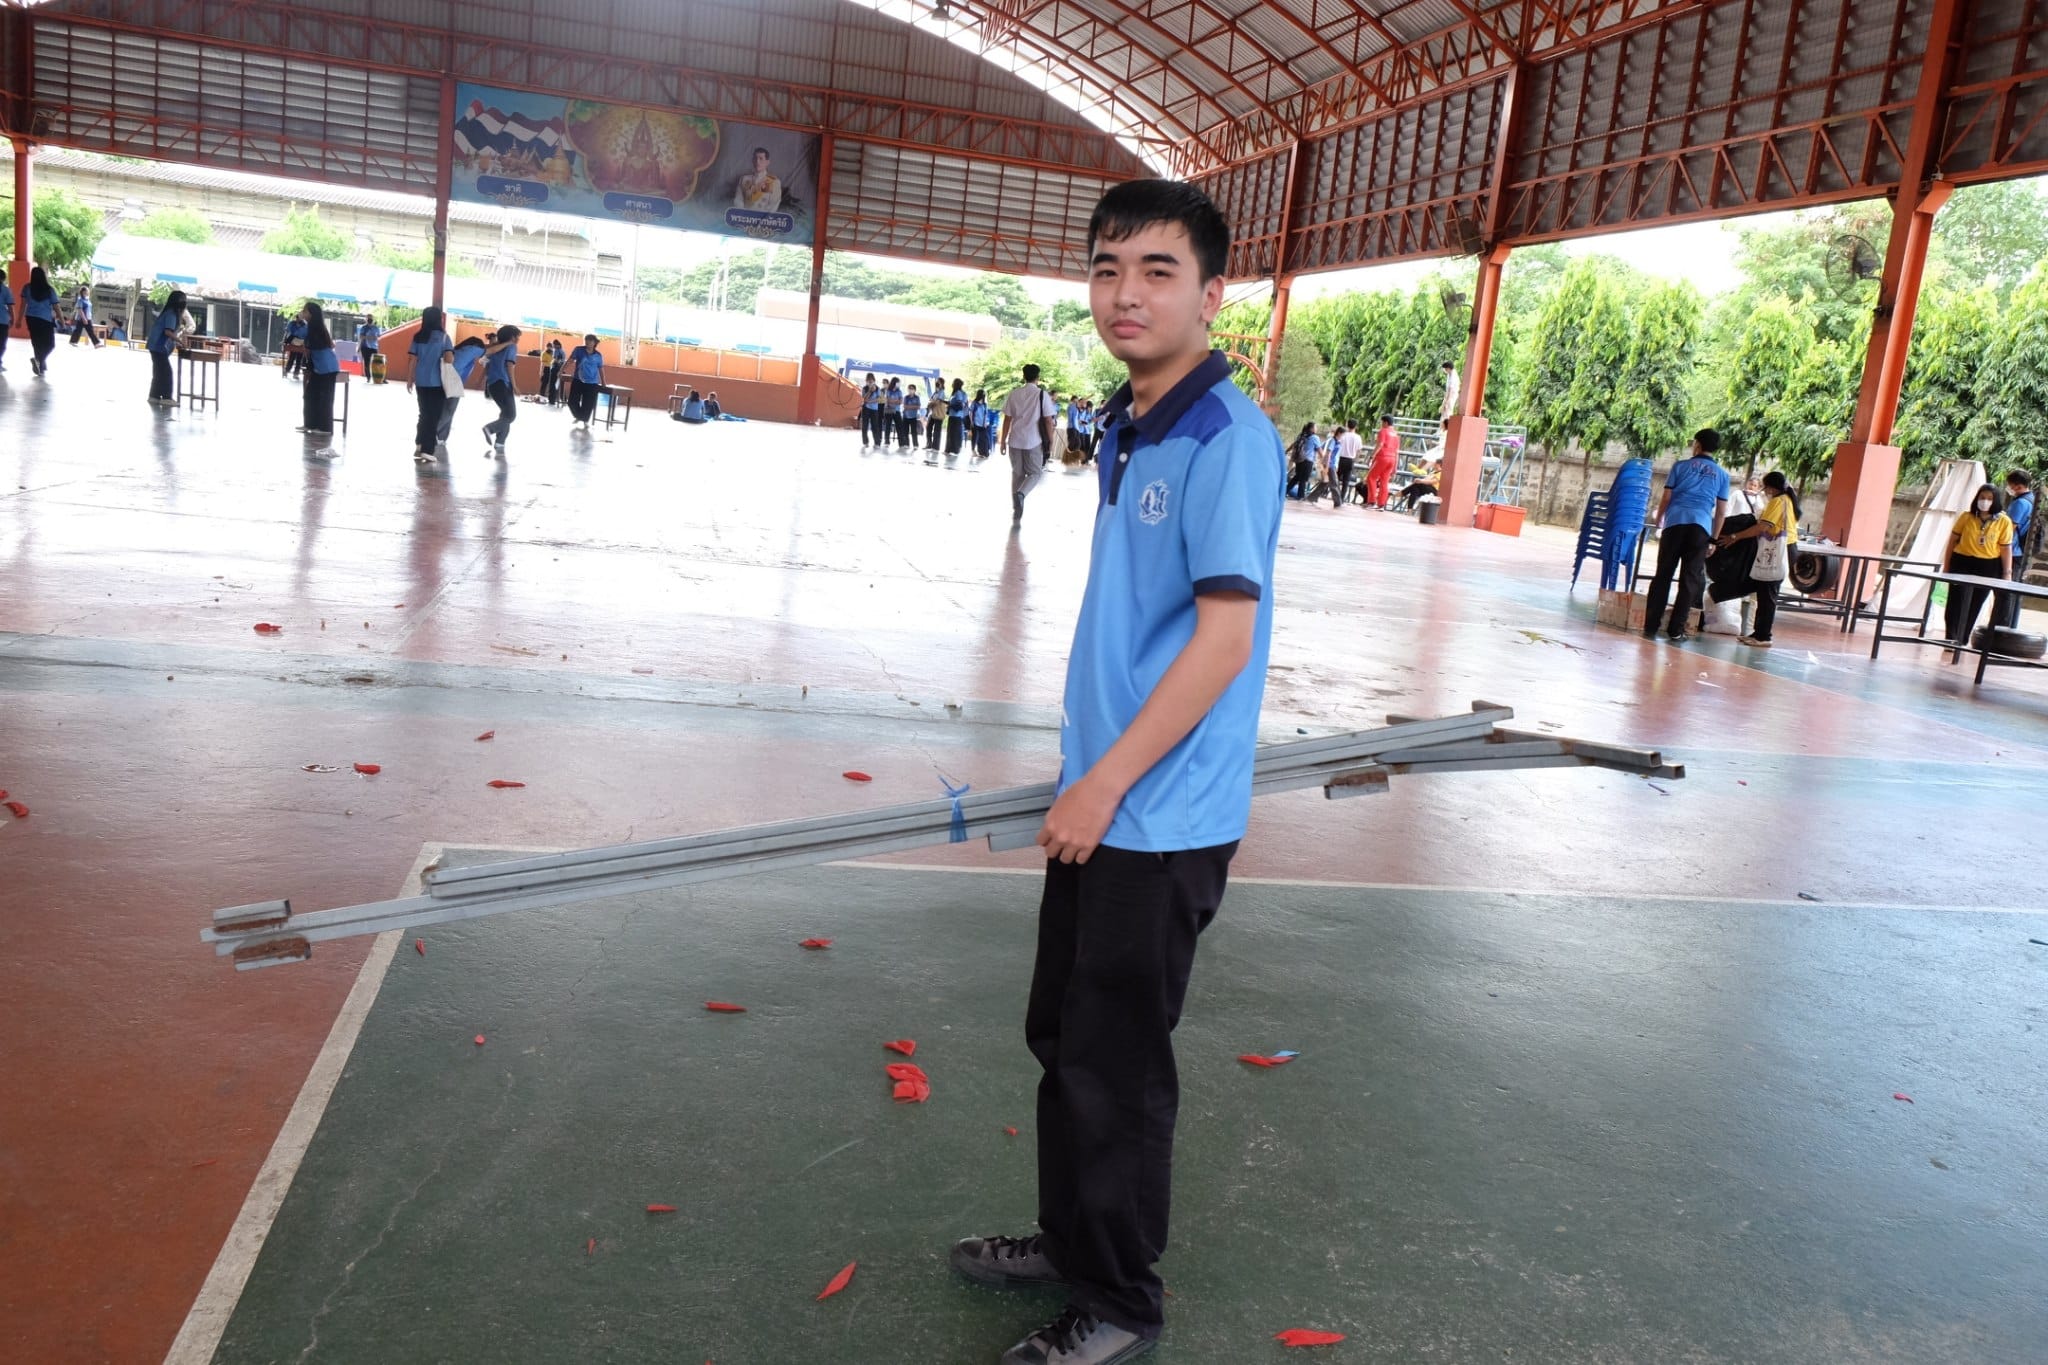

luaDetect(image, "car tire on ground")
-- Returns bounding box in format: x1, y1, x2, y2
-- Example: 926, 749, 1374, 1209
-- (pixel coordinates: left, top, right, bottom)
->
1972, 625, 2048, 660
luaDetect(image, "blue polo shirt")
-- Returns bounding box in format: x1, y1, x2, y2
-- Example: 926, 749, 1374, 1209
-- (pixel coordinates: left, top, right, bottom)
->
572, 346, 604, 384
309, 345, 339, 375
1060, 350, 1284, 852
450, 341, 486, 384
410, 329, 451, 387
484, 344, 514, 388
149, 307, 181, 355
24, 288, 57, 323
1663, 455, 1730, 533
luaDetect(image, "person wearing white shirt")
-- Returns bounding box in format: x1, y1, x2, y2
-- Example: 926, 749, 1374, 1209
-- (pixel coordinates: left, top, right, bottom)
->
999, 363, 1059, 528
1440, 360, 1460, 422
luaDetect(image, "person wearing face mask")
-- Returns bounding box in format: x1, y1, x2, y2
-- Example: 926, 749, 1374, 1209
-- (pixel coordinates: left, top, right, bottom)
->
1992, 469, 2036, 630
1709, 470, 1798, 647
1942, 484, 2015, 648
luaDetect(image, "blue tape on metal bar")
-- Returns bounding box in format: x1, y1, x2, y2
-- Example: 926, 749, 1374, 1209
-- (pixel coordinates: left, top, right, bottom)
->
939, 774, 972, 843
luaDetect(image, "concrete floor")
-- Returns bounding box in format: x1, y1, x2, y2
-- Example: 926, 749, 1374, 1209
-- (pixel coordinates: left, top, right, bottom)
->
3, 346, 2046, 1363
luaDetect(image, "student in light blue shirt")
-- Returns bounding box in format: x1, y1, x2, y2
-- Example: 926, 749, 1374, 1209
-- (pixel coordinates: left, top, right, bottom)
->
949, 179, 1281, 1365
435, 334, 489, 442
21, 266, 59, 378
1642, 429, 1731, 641
298, 301, 341, 435
564, 333, 605, 427
901, 384, 924, 447
146, 289, 187, 405
675, 389, 707, 424
859, 373, 882, 448
970, 388, 994, 460
406, 307, 453, 462
356, 317, 383, 379
281, 312, 308, 379
0, 275, 12, 371
480, 324, 522, 454
68, 287, 102, 348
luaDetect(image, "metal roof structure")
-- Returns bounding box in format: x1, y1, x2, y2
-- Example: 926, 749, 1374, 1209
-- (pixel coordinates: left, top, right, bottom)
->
5, 1, 2048, 283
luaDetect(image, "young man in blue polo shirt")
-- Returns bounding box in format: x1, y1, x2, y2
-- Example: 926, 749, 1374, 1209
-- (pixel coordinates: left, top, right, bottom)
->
951, 180, 1283, 1365
1642, 429, 1731, 642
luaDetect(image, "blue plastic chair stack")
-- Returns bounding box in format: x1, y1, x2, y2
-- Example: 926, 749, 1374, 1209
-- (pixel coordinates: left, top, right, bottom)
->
1602, 458, 1655, 591
1572, 489, 1612, 589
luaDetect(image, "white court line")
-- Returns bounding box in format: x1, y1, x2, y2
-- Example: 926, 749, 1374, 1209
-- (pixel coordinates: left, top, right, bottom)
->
162, 843, 447, 1365
845, 860, 2046, 916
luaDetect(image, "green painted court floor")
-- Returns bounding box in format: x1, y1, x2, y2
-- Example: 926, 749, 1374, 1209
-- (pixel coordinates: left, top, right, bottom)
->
213, 856, 2048, 1364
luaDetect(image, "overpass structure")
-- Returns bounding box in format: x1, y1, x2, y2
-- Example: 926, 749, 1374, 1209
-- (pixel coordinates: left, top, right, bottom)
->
6, 0, 2048, 539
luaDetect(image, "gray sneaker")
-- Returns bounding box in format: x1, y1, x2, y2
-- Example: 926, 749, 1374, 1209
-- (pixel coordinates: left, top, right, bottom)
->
1000, 1307, 1154, 1365
952, 1233, 1067, 1288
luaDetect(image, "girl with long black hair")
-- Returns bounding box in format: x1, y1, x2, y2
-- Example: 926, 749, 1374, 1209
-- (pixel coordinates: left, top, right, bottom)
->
1711, 469, 1800, 647
22, 267, 59, 378
146, 290, 187, 405
407, 306, 453, 464
299, 301, 339, 435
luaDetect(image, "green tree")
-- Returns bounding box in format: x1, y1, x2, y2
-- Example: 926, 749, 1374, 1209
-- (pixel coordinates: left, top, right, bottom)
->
0, 188, 106, 270
1967, 266, 2048, 472
1049, 298, 1093, 332
1931, 180, 2048, 297
1269, 332, 1332, 437
1515, 258, 1628, 459
1081, 344, 1128, 400
1719, 296, 1810, 469
1896, 287, 1999, 482
1611, 281, 1704, 458
963, 335, 1083, 405
261, 205, 352, 260
901, 275, 1035, 327
127, 206, 214, 245
1331, 291, 1403, 421
372, 243, 480, 278
1765, 338, 1859, 484
1719, 203, 1888, 349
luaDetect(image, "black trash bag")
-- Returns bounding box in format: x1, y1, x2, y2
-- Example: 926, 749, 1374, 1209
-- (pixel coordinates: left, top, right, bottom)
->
1706, 513, 1760, 601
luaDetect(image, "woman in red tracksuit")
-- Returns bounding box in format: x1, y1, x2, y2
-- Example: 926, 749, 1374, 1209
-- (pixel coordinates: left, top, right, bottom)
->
1364, 414, 1401, 509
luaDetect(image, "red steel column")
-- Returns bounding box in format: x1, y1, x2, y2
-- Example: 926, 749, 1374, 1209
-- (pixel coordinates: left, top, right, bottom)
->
796, 132, 834, 425
8, 137, 29, 340
1830, 0, 1965, 554
1259, 140, 1306, 408
431, 77, 454, 310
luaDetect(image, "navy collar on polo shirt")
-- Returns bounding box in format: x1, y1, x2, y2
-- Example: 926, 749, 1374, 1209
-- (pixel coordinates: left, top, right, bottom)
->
1100, 349, 1232, 503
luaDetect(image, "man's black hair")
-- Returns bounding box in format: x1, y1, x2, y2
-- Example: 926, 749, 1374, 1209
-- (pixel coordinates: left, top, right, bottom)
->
1022, 363, 1041, 382
1693, 428, 1722, 454
1440, 361, 1454, 371
752, 146, 770, 160
1088, 179, 1231, 281
2006, 468, 2033, 489
1380, 413, 1394, 424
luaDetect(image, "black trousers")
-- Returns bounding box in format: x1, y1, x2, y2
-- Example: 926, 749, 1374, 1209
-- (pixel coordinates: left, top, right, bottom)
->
1644, 523, 1713, 636
283, 347, 304, 378
946, 414, 965, 454
303, 369, 336, 431
860, 408, 881, 444
69, 317, 100, 346
27, 316, 55, 368
149, 351, 174, 401
414, 385, 447, 452
1944, 554, 2004, 643
1750, 578, 1781, 640
484, 380, 516, 447
540, 366, 559, 404
1029, 841, 1237, 1338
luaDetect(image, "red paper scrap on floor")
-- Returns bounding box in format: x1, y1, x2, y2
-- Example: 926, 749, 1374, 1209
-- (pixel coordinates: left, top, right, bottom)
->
816, 1261, 857, 1300
473, 1034, 485, 1046
1004, 1127, 1019, 1137
352, 762, 381, 775
586, 1237, 596, 1255
884, 1063, 928, 1083
190, 1158, 219, 1168
842, 771, 872, 782
4, 801, 28, 819
884, 1039, 917, 1057
705, 1002, 747, 1013
1276, 1329, 1347, 1347
799, 938, 833, 949
414, 939, 425, 956
1893, 1093, 1914, 1103
1238, 1053, 1295, 1067
475, 730, 495, 742
252, 623, 283, 634
487, 779, 526, 789
647, 1204, 678, 1213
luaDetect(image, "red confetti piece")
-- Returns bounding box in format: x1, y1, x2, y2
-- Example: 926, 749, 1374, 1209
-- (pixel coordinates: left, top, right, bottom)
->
884, 1062, 929, 1083
1893, 1092, 1914, 1103
486, 779, 526, 788
1238, 1054, 1295, 1067
253, 622, 283, 634
1276, 1329, 1348, 1347
586, 1237, 596, 1255
353, 762, 381, 775
4, 801, 29, 819
474, 1035, 486, 1046
190, 1158, 219, 1168
816, 1261, 857, 1300
646, 1204, 678, 1213
884, 1039, 917, 1057
414, 939, 425, 956
1004, 1126, 1019, 1137
893, 1080, 932, 1103
800, 938, 833, 949
842, 771, 872, 782
0, 790, 7, 800
704, 1002, 747, 1013
475, 730, 495, 742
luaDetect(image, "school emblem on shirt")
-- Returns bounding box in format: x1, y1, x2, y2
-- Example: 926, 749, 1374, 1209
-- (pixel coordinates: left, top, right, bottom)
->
1138, 479, 1171, 525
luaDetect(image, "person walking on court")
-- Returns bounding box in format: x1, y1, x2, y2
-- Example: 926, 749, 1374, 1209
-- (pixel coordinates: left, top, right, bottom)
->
946, 378, 969, 456
21, 267, 59, 378
68, 286, 102, 348
950, 177, 1283, 1365
436, 334, 489, 444
356, 315, 382, 381
0, 272, 13, 371
902, 383, 925, 450
860, 373, 882, 448
281, 308, 308, 379
146, 290, 187, 406
406, 306, 454, 464
971, 388, 994, 459
565, 334, 605, 428
1642, 429, 1730, 643
1000, 363, 1058, 527
1940, 483, 2015, 650
1364, 413, 1400, 509
1330, 420, 1364, 508
539, 338, 563, 406
928, 378, 947, 452
480, 325, 522, 456
297, 301, 340, 435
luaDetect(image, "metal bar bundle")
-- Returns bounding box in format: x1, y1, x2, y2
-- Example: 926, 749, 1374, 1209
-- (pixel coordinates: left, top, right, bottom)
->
204, 703, 1681, 970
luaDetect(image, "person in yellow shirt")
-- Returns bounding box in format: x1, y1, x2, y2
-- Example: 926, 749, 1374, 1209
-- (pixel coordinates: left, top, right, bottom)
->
1942, 482, 2016, 646
1711, 470, 1800, 647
